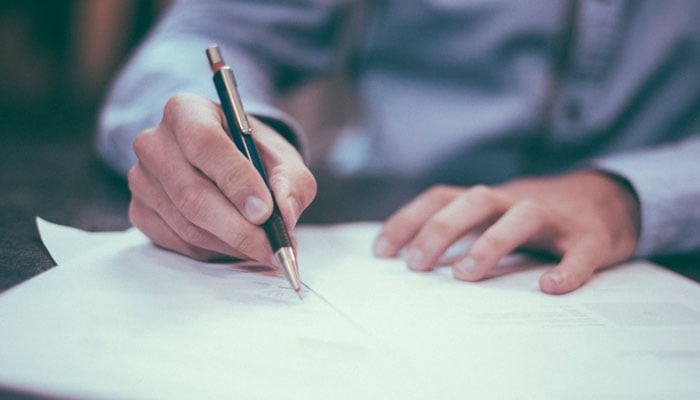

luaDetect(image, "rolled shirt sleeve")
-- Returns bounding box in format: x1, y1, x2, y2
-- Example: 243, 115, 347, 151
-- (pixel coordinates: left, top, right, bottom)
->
593, 135, 700, 257
97, 0, 353, 176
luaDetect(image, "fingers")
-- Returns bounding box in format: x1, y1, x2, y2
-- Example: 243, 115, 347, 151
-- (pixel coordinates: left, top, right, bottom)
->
129, 196, 227, 262
404, 187, 512, 271
129, 93, 316, 264
133, 122, 272, 262
373, 172, 633, 294
163, 95, 316, 231
128, 164, 250, 260
162, 94, 273, 224
374, 183, 592, 293
132, 99, 275, 262
373, 185, 463, 258
452, 200, 553, 281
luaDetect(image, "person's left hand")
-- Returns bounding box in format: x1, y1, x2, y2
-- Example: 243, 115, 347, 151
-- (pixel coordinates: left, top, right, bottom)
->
372, 171, 641, 294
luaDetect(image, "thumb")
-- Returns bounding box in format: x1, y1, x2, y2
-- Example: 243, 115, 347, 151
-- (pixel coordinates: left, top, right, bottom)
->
539, 242, 599, 294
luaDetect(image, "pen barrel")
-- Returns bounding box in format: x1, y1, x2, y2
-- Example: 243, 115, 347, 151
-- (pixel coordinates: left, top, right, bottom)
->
242, 134, 271, 186
215, 72, 292, 251
208, 45, 299, 289
243, 136, 293, 251
263, 206, 293, 251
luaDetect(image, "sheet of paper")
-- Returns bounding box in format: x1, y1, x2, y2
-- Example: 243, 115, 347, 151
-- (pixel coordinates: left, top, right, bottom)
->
1, 219, 699, 399
1, 220, 423, 399
296, 224, 700, 399
35, 218, 133, 265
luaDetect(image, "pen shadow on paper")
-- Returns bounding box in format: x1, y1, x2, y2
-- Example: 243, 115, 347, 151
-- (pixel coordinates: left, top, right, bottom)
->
121, 243, 288, 288
207, 258, 282, 277
113, 244, 303, 307
147, 243, 283, 278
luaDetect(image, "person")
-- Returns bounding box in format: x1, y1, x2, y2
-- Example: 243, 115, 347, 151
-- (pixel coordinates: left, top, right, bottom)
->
97, 0, 700, 295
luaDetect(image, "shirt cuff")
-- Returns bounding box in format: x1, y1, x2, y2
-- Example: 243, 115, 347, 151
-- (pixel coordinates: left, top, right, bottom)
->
591, 138, 700, 257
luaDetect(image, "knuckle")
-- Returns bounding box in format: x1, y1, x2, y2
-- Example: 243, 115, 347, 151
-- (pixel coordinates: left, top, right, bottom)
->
132, 129, 156, 161
164, 94, 222, 149
128, 199, 150, 231
425, 184, 454, 200
478, 233, 507, 254
268, 171, 288, 193
422, 217, 454, 238
186, 130, 220, 164
174, 186, 209, 222
468, 184, 513, 210
179, 223, 209, 248
128, 201, 140, 227
151, 191, 167, 214
516, 199, 544, 218
220, 165, 255, 199
126, 165, 141, 192
227, 230, 255, 257
469, 184, 494, 200
278, 167, 317, 207
163, 93, 193, 120
299, 170, 318, 202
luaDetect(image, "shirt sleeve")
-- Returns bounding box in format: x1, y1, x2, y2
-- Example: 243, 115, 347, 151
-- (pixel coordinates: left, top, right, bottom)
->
96, 0, 354, 176
592, 134, 700, 257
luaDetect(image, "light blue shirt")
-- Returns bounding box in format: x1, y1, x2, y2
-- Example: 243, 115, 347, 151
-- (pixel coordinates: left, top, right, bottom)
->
97, 0, 700, 257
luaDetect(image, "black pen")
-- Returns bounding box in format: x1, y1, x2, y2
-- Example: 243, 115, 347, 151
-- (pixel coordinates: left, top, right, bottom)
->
206, 45, 302, 298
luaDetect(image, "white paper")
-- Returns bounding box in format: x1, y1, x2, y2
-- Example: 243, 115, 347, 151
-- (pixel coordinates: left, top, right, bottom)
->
36, 217, 136, 265
0, 219, 699, 399
1, 220, 422, 399
296, 224, 700, 399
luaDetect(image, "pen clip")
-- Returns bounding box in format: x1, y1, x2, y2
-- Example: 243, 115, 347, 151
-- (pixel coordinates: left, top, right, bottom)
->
206, 45, 252, 135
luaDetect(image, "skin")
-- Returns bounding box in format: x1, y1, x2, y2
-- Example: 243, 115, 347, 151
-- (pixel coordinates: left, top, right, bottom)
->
129, 93, 641, 294
128, 93, 316, 264
373, 173, 640, 294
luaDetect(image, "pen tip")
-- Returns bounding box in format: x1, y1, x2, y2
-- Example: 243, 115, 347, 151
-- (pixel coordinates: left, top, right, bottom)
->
275, 247, 302, 294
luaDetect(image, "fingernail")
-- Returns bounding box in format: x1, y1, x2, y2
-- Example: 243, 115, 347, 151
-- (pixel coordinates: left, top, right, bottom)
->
244, 196, 269, 223
545, 271, 563, 285
373, 237, 392, 257
405, 248, 423, 270
455, 257, 477, 277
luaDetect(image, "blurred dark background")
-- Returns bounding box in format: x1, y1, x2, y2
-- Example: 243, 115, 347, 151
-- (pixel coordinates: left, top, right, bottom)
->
0, 0, 169, 125
0, 0, 170, 293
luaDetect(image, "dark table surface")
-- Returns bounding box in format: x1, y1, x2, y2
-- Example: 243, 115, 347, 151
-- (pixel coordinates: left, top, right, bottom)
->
1, 105, 699, 399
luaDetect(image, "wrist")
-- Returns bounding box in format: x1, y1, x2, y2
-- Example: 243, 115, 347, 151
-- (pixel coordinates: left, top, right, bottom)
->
586, 169, 641, 245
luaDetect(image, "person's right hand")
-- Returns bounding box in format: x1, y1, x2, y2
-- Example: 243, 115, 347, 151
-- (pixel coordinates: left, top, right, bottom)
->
127, 93, 317, 264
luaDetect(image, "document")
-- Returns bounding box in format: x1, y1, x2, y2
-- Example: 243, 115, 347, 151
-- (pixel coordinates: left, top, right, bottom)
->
0, 220, 419, 399
297, 225, 700, 399
0, 219, 698, 399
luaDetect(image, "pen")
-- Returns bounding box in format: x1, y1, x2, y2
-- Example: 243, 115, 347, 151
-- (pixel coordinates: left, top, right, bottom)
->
206, 44, 302, 298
